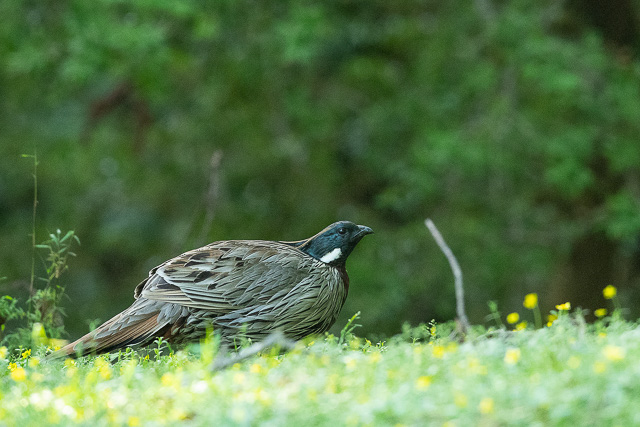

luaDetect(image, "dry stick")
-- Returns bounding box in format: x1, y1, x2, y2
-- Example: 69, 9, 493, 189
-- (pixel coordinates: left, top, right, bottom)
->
199, 150, 223, 242
425, 219, 471, 334
175, 150, 223, 252
24, 152, 39, 313
210, 331, 297, 371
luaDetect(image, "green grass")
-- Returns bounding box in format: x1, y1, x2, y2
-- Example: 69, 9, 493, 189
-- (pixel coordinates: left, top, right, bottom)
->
2, 313, 640, 426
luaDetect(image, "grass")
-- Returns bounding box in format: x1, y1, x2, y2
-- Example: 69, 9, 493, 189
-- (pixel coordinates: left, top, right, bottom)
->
2, 311, 640, 426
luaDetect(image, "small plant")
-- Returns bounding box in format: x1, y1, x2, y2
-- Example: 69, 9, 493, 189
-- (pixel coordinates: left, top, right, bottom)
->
31, 229, 81, 339
523, 293, 542, 328
394, 321, 437, 344
486, 300, 505, 329
338, 311, 361, 346
1, 230, 80, 350
152, 337, 174, 359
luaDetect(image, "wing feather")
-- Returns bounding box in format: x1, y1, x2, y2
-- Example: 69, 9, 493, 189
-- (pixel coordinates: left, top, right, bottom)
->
139, 241, 323, 313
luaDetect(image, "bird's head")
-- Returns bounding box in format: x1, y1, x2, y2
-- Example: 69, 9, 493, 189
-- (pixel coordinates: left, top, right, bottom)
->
292, 221, 373, 267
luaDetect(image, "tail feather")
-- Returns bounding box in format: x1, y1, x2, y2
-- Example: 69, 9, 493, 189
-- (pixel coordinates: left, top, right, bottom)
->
48, 299, 176, 359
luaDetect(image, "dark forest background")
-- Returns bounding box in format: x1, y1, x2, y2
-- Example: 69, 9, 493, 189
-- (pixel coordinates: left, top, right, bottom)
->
1, 0, 640, 339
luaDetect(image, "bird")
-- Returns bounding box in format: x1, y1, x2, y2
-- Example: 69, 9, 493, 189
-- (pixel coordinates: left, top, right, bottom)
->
50, 221, 373, 358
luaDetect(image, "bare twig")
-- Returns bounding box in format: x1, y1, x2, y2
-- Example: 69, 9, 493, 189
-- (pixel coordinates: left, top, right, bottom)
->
210, 331, 296, 371
199, 150, 223, 242
425, 219, 471, 334
21, 152, 39, 312
176, 150, 223, 251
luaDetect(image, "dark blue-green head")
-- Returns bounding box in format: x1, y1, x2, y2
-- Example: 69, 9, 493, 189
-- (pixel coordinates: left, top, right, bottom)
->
290, 221, 373, 267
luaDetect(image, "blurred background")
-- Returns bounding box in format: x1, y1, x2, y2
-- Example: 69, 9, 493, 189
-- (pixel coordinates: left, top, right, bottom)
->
1, 0, 640, 339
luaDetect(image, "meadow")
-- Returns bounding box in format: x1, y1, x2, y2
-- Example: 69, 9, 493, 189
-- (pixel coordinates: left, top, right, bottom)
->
3, 3, 640, 425
2, 292, 639, 427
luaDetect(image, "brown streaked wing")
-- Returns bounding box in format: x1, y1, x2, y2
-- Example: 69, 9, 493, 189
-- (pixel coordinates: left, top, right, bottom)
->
139, 240, 319, 314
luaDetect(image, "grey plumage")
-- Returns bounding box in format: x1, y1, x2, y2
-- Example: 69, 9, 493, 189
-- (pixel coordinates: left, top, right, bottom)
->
51, 221, 372, 358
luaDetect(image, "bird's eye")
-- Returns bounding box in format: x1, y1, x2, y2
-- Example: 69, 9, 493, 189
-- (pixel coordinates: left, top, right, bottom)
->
338, 227, 347, 235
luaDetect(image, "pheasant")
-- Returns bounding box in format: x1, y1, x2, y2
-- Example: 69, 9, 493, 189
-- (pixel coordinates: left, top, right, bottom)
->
50, 221, 372, 358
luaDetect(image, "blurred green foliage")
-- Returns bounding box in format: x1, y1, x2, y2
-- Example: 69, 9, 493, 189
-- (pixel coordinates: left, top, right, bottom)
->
1, 0, 639, 338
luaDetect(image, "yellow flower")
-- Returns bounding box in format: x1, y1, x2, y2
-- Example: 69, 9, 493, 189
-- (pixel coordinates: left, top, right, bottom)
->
415, 376, 432, 390
21, 349, 31, 359
8, 362, 17, 372
594, 308, 607, 318
432, 345, 445, 359
506, 312, 519, 324
369, 352, 382, 363
603, 285, 617, 300
555, 302, 571, 311
567, 356, 581, 369
344, 356, 357, 370
479, 397, 494, 414
523, 293, 538, 309
65, 365, 77, 378
128, 417, 141, 427
50, 339, 68, 350
249, 363, 262, 374
504, 348, 521, 365
515, 321, 527, 331
454, 392, 468, 408
0, 346, 7, 360
603, 345, 625, 361
161, 373, 177, 387
10, 367, 27, 382
233, 372, 245, 385
547, 314, 558, 327
96, 359, 112, 380
467, 357, 488, 375
28, 357, 40, 368
593, 361, 606, 374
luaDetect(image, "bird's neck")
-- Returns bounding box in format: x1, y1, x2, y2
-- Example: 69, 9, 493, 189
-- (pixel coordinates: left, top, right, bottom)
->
281, 239, 347, 267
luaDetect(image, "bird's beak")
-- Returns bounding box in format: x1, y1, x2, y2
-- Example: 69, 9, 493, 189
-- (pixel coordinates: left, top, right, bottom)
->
356, 225, 374, 237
